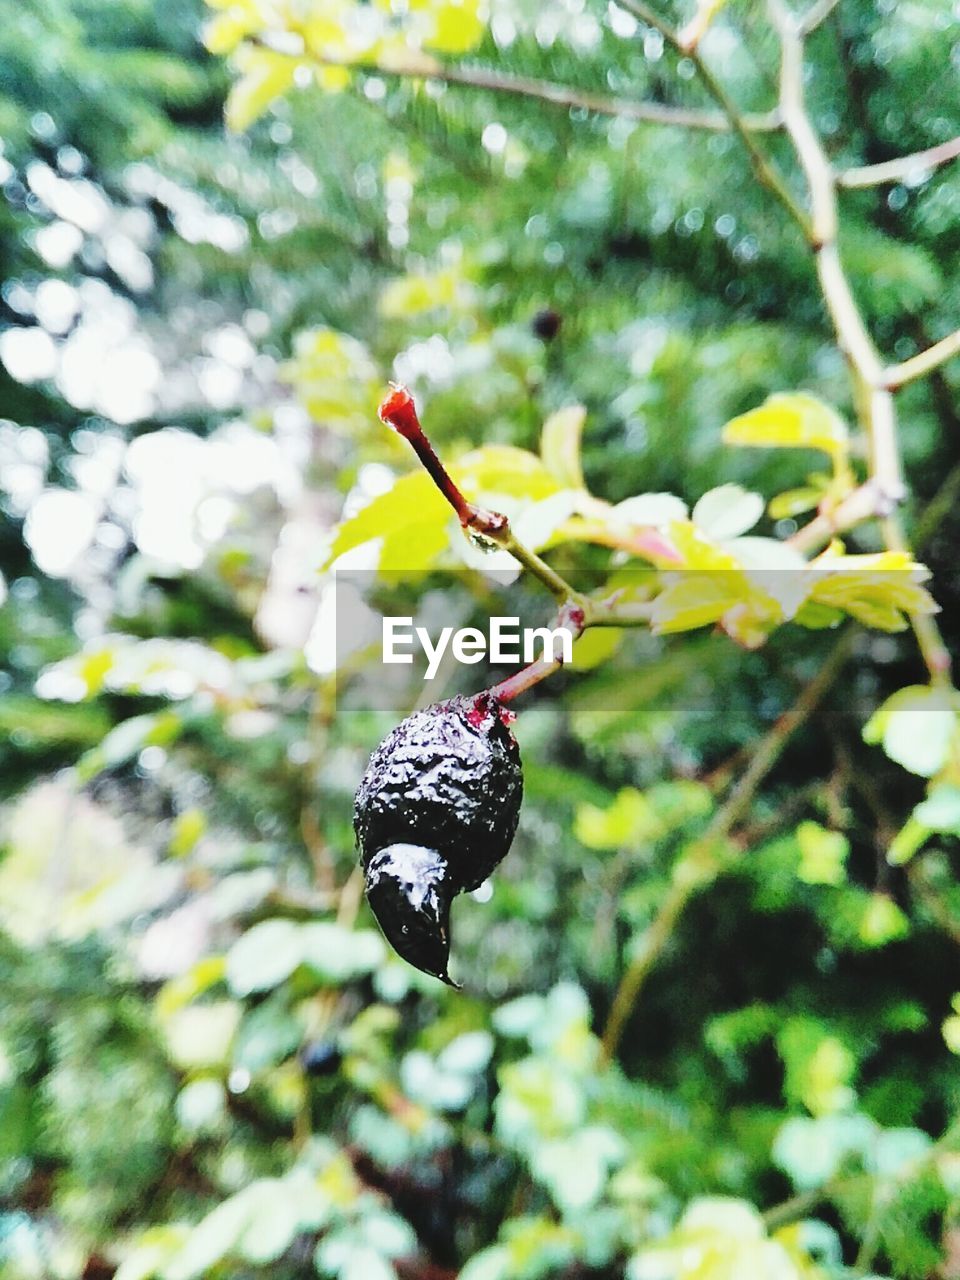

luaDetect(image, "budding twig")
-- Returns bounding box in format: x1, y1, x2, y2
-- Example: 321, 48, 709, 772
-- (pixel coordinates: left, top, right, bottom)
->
379, 384, 579, 602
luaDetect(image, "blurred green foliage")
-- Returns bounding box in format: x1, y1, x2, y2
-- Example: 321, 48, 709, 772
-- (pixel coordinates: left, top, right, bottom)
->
2, 2, 960, 1279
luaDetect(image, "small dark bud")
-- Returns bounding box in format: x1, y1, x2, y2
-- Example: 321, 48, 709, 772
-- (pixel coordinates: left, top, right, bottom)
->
354, 693, 523, 985
300, 1040, 343, 1077
532, 308, 562, 342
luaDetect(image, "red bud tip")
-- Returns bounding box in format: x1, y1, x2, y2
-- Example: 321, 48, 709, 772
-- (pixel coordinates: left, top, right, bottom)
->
378, 384, 421, 439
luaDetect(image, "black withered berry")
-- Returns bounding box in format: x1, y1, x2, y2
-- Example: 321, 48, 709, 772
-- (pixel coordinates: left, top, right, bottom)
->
354, 692, 523, 986
532, 308, 562, 342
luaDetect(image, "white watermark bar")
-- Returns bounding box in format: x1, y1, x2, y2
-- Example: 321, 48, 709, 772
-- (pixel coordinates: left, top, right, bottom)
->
382, 616, 573, 680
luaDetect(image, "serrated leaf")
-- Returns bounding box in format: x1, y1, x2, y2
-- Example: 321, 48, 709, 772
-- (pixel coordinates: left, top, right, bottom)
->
650, 574, 743, 634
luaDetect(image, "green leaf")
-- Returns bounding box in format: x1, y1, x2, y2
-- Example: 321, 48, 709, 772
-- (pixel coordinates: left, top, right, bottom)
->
299, 922, 385, 982
531, 1125, 625, 1213
568, 626, 623, 670
858, 894, 910, 948
773, 1114, 877, 1190
722, 392, 849, 458
574, 787, 660, 849
458, 1245, 511, 1280
232, 1000, 303, 1072
540, 404, 586, 489
796, 821, 849, 886
226, 919, 305, 996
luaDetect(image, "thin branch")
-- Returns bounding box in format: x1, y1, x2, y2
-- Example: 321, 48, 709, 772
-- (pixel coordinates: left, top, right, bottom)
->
768, 0, 905, 513
883, 328, 960, 391
611, 0, 675, 41
838, 134, 960, 189
798, 0, 842, 36
616, 0, 808, 230
786, 479, 884, 553
599, 634, 852, 1066
284, 40, 782, 132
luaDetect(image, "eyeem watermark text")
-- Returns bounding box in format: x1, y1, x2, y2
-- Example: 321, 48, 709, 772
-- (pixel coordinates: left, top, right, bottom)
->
383, 617, 573, 680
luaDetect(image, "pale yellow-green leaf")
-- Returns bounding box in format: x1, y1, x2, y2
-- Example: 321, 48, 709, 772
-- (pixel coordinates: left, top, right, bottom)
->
651, 574, 743, 635
225, 46, 298, 132
417, 0, 488, 53
203, 12, 257, 56
809, 549, 938, 632
323, 471, 449, 570
114, 1226, 191, 1280
163, 1002, 241, 1071
768, 486, 823, 520
170, 808, 208, 858
663, 521, 743, 572
719, 595, 785, 650
455, 444, 561, 503
722, 392, 849, 458
568, 626, 623, 670
627, 1195, 825, 1280
540, 405, 586, 489
156, 956, 228, 1021
379, 268, 464, 318
279, 325, 381, 433
574, 787, 661, 849
801, 1035, 856, 1116
378, 521, 451, 575
944, 999, 960, 1055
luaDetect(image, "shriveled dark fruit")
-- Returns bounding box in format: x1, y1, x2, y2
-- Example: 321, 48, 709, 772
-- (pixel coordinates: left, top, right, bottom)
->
354, 692, 523, 986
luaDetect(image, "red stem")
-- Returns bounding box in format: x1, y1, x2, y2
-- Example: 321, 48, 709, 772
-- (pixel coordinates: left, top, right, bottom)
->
487, 602, 586, 704
379, 385, 506, 535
